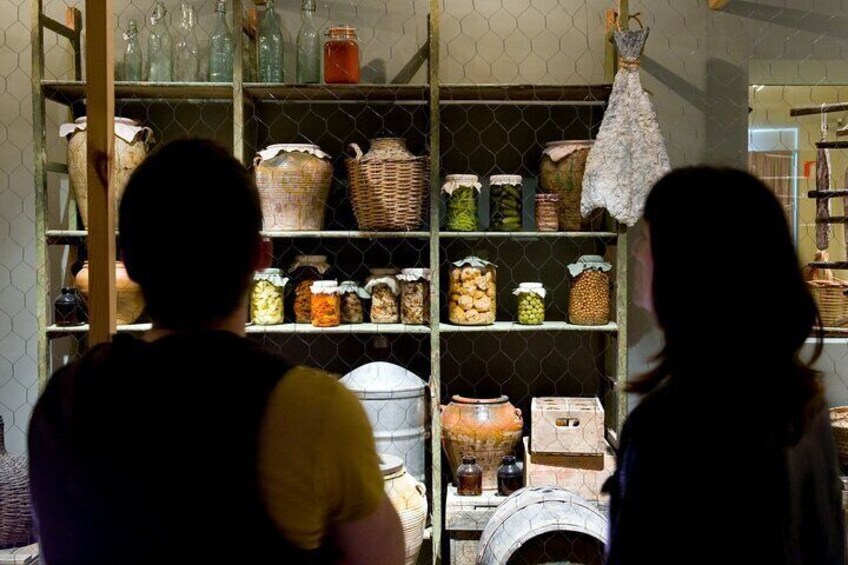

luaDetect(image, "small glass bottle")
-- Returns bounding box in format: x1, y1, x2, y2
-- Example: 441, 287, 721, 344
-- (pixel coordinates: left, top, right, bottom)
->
209, 0, 234, 82
496, 455, 523, 496
296, 0, 321, 84
324, 25, 360, 84
147, 1, 173, 82
123, 19, 143, 81
54, 287, 85, 326
174, 1, 200, 81
456, 455, 483, 496
258, 0, 284, 83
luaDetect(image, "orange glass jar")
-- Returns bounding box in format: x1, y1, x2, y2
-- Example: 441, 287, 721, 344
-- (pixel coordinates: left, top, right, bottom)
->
324, 26, 360, 84
310, 280, 341, 327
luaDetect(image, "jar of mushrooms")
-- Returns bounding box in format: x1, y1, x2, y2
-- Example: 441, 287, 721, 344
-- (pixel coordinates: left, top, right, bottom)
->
567, 255, 611, 326
338, 280, 369, 324
398, 268, 430, 325
365, 268, 400, 324
448, 256, 496, 326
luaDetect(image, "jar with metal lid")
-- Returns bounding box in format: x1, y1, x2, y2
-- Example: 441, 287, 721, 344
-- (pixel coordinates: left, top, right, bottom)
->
513, 282, 546, 325
339, 280, 369, 324
448, 256, 496, 325
535, 193, 560, 232
288, 254, 331, 323
250, 268, 288, 325
324, 25, 360, 84
456, 455, 483, 496
397, 268, 430, 325
489, 175, 523, 232
311, 280, 341, 327
443, 175, 481, 232
568, 255, 612, 326
365, 268, 400, 323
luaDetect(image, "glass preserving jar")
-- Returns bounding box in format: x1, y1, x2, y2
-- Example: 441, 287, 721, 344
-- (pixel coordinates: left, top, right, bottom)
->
250, 268, 288, 325
324, 25, 360, 84
496, 455, 523, 496
489, 175, 523, 232
310, 280, 341, 327
456, 455, 483, 496
338, 280, 369, 324
513, 282, 546, 325
398, 268, 430, 325
443, 175, 481, 232
568, 255, 612, 326
535, 193, 560, 232
365, 268, 400, 324
288, 254, 331, 323
448, 257, 496, 326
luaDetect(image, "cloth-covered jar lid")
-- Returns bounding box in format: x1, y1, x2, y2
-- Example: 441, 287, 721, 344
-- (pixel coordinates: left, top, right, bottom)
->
489, 174, 522, 186
542, 140, 594, 163
452, 256, 495, 269
442, 174, 482, 195
289, 255, 330, 274
253, 268, 289, 287
256, 143, 330, 163
60, 116, 154, 144
568, 255, 612, 277
311, 280, 340, 294
338, 280, 370, 298
397, 268, 430, 282
513, 282, 546, 298
364, 277, 399, 295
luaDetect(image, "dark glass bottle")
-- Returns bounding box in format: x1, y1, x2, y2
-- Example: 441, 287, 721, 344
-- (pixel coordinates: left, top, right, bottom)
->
456, 455, 483, 496
54, 287, 84, 326
496, 455, 523, 496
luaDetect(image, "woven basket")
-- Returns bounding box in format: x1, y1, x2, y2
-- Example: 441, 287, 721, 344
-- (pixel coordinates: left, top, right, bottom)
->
0, 416, 34, 549
808, 279, 848, 328
829, 406, 848, 467
346, 144, 429, 231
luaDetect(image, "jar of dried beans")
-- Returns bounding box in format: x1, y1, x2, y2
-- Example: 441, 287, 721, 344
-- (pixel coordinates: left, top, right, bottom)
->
365, 268, 400, 324
288, 254, 331, 323
398, 268, 430, 325
311, 280, 341, 328
250, 268, 288, 325
567, 255, 611, 326
448, 256, 496, 325
339, 280, 369, 324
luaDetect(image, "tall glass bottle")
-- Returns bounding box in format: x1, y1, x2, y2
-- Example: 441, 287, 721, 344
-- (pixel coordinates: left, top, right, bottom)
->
258, 0, 284, 83
123, 19, 143, 81
296, 0, 320, 84
146, 1, 172, 82
209, 0, 234, 81
174, 1, 200, 81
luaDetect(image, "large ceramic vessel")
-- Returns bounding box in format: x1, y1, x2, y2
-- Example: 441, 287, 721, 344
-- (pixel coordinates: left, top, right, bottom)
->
0, 416, 33, 549
380, 455, 427, 565
62, 117, 153, 229
254, 144, 333, 231
441, 395, 523, 491
74, 260, 145, 325
539, 140, 595, 231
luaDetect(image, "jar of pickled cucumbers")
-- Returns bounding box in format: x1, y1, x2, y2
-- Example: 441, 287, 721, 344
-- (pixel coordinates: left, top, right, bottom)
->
288, 254, 331, 323
489, 175, 523, 232
397, 268, 430, 325
339, 280, 369, 324
250, 268, 289, 325
443, 175, 481, 232
448, 256, 496, 325
513, 282, 546, 325
365, 268, 400, 323
310, 280, 341, 328
568, 255, 612, 326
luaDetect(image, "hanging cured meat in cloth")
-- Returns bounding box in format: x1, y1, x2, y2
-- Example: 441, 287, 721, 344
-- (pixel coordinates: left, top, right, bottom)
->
581, 28, 671, 227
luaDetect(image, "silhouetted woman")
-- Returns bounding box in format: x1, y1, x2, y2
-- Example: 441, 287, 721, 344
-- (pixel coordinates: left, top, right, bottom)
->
605, 167, 845, 564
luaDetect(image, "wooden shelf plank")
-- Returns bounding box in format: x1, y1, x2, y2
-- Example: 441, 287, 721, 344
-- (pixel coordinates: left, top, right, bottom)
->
440, 321, 618, 333
808, 190, 848, 198
439, 231, 617, 239
440, 84, 612, 103
245, 83, 429, 102
816, 141, 848, 149
810, 262, 848, 270
42, 80, 233, 104
45, 229, 430, 243
47, 322, 430, 338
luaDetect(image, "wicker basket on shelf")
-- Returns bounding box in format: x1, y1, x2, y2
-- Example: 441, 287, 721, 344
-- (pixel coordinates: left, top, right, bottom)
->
829, 407, 848, 466
0, 416, 34, 549
346, 139, 429, 231
805, 251, 848, 328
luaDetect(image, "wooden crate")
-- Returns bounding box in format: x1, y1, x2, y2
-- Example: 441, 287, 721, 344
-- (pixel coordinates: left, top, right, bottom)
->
531, 397, 604, 455
523, 437, 615, 503
445, 486, 508, 565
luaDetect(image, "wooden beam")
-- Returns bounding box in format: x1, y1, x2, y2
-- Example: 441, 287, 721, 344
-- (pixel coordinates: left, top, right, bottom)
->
604, 9, 617, 83
65, 7, 83, 81
709, 0, 730, 9
790, 102, 848, 117
85, 0, 117, 344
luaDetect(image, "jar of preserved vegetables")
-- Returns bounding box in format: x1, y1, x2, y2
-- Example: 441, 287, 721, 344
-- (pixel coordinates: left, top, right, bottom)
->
288, 254, 331, 323
310, 280, 341, 327
443, 175, 481, 232
250, 268, 288, 325
338, 280, 369, 324
489, 175, 523, 232
513, 282, 546, 325
448, 256, 496, 325
397, 268, 430, 325
365, 268, 400, 323
568, 255, 612, 326
535, 193, 560, 232
324, 25, 360, 84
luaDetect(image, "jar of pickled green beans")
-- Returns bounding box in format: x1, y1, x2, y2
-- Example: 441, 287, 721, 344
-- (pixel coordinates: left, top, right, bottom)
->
443, 174, 481, 232
513, 282, 546, 325
489, 175, 523, 231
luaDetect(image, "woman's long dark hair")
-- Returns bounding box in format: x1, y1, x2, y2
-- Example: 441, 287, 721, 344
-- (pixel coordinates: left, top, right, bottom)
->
629, 167, 823, 445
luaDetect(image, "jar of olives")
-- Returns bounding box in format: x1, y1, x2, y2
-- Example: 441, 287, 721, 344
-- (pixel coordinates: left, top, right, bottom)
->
288, 255, 331, 323
365, 268, 400, 323
448, 256, 496, 325
568, 255, 612, 326
443, 174, 481, 232
489, 175, 523, 231
513, 282, 546, 325
339, 280, 369, 324
250, 268, 289, 325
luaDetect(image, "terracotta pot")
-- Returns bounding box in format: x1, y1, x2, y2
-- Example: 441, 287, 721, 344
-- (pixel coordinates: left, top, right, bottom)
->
74, 261, 145, 325
380, 455, 427, 565
539, 140, 599, 231
441, 395, 523, 491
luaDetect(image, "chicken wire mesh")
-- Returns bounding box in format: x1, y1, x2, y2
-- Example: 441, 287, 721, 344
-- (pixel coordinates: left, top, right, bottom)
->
7, 0, 848, 562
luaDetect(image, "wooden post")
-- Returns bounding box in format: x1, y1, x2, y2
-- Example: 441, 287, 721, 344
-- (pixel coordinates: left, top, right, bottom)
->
85, 0, 117, 344
604, 10, 617, 83
709, 0, 730, 9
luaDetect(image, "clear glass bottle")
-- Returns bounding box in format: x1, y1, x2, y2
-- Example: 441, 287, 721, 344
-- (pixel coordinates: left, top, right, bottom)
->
296, 0, 321, 84
456, 455, 483, 496
174, 1, 200, 81
258, 0, 284, 83
146, 1, 173, 82
209, 0, 234, 82
123, 19, 143, 81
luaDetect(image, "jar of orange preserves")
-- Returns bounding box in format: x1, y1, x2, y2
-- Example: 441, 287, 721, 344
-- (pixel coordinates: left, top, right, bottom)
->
310, 280, 341, 327
324, 25, 360, 84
